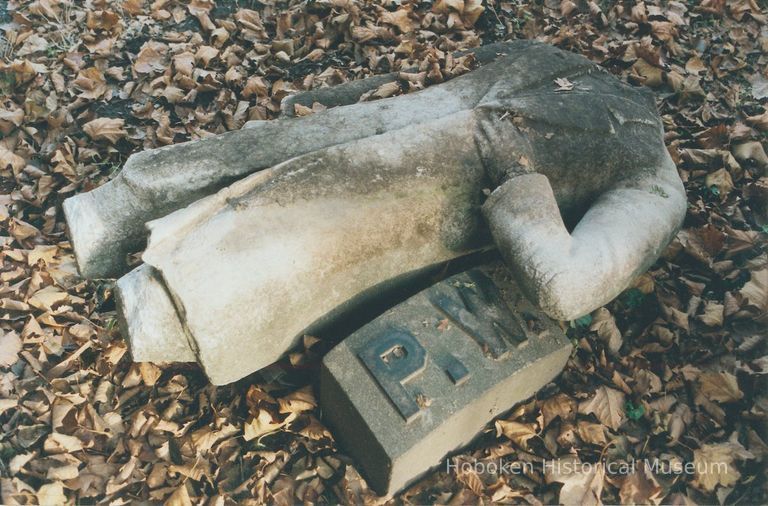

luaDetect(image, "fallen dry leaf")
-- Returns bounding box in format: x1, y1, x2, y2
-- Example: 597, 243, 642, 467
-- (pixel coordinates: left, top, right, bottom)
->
545, 457, 604, 506
541, 393, 576, 427
495, 419, 538, 448
74, 67, 108, 100
44, 432, 85, 454
576, 421, 607, 445
134, 41, 167, 74
36, 481, 67, 505
698, 371, 744, 403
748, 72, 768, 100
685, 56, 707, 75
83, 118, 127, 144
619, 466, 663, 505
244, 410, 294, 441
739, 268, 767, 322
381, 9, 415, 34
705, 168, 734, 199
0, 146, 26, 176
733, 142, 768, 172
554, 77, 575, 91
590, 308, 622, 354
698, 301, 724, 327
165, 483, 193, 506
692, 441, 754, 492
579, 386, 626, 430
371, 81, 401, 100
0, 331, 22, 367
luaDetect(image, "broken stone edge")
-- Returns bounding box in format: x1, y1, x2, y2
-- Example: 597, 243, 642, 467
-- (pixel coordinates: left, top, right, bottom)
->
115, 264, 197, 363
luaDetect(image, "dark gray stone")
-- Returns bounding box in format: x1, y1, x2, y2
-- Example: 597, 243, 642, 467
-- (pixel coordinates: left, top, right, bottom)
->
320, 262, 571, 496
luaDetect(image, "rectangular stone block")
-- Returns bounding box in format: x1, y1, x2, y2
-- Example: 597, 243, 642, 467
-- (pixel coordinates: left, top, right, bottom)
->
320, 262, 571, 496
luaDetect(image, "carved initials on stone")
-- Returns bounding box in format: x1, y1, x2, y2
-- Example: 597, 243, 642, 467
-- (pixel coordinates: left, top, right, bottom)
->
358, 329, 470, 422
357, 270, 531, 423
428, 271, 528, 359
358, 330, 427, 423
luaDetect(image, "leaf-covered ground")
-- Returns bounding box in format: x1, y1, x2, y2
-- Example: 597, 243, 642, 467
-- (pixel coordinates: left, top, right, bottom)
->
1, 0, 767, 504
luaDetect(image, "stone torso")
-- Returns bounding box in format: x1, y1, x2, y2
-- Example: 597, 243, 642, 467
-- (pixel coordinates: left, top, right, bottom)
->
468, 53, 666, 219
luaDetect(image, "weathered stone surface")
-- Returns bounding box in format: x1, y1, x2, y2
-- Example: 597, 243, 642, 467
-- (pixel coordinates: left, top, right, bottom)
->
115, 264, 196, 363
139, 112, 489, 385
63, 42, 524, 279
320, 263, 571, 496
66, 41, 686, 384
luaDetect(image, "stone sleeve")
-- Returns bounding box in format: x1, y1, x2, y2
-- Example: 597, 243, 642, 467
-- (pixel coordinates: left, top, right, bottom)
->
63, 81, 476, 278
138, 111, 489, 384
482, 158, 686, 321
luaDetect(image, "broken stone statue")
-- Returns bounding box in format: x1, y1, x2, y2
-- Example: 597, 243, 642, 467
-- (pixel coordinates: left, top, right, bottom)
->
321, 262, 572, 495
63, 40, 686, 385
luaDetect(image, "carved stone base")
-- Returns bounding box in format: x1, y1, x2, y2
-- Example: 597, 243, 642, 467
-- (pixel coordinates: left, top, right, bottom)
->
320, 263, 571, 496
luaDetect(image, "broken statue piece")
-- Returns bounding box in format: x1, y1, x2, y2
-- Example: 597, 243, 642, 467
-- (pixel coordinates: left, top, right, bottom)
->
67, 40, 686, 384
114, 264, 196, 363
320, 262, 572, 496
63, 41, 529, 279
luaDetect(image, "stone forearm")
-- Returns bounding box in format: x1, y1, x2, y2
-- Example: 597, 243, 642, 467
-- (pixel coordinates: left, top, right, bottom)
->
115, 264, 196, 362
484, 167, 686, 321
62, 175, 145, 279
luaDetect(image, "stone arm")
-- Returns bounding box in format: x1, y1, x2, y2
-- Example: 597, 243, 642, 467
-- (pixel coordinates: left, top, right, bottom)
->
131, 110, 489, 383
64, 78, 478, 279
63, 40, 592, 279
482, 158, 686, 321
65, 45, 528, 279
